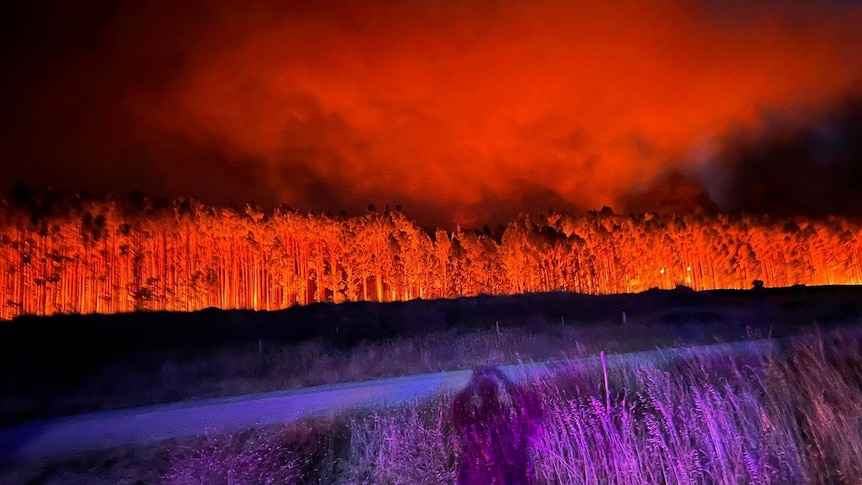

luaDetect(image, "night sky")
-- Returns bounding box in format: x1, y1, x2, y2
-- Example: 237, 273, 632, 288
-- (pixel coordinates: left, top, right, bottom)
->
1, 0, 861, 228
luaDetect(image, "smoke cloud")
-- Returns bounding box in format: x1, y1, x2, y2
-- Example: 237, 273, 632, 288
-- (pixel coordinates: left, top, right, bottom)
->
1, 0, 861, 227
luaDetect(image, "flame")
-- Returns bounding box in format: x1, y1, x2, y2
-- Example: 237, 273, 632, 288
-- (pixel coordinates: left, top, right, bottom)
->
1, 200, 861, 319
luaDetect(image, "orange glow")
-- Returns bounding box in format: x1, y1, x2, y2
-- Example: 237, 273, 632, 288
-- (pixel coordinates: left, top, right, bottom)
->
2, 199, 862, 319
3, 1, 862, 227
121, 0, 862, 226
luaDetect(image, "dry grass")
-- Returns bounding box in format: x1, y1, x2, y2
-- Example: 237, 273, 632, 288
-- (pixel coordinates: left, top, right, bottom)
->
161, 329, 862, 484
7, 328, 860, 484
4, 319, 709, 423
531, 332, 862, 484
163, 320, 695, 391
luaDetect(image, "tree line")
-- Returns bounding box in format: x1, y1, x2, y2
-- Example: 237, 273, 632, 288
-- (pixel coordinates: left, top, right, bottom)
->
1, 189, 860, 320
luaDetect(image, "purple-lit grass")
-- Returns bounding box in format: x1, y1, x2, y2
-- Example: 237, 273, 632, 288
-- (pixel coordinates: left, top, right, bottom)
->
162, 420, 340, 485
6, 321, 687, 422
161, 333, 862, 484
537, 333, 862, 484
164, 433, 303, 485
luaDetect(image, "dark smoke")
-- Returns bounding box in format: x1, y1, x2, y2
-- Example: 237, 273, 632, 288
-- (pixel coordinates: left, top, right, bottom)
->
716, 99, 862, 217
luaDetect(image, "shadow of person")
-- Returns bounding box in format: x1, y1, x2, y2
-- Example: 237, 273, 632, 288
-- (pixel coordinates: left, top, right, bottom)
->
452, 366, 543, 485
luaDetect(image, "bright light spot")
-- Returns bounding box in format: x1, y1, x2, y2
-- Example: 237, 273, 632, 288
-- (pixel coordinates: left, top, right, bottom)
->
660, 268, 665, 274
686, 266, 691, 271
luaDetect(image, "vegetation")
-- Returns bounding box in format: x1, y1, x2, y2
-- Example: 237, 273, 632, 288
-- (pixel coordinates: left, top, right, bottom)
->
2, 188, 862, 319
0, 320, 714, 426
166, 330, 862, 484
5, 329, 859, 484
6, 281, 859, 425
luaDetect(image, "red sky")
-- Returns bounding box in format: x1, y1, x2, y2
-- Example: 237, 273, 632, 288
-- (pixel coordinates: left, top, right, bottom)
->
1, 0, 861, 227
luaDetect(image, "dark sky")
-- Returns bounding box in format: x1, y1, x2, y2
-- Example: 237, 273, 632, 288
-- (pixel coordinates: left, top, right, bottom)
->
1, 0, 861, 227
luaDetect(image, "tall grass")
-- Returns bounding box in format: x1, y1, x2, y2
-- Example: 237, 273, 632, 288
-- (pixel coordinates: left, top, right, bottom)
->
340, 399, 459, 484
532, 332, 862, 484
164, 430, 305, 485
165, 331, 862, 484
7, 321, 692, 424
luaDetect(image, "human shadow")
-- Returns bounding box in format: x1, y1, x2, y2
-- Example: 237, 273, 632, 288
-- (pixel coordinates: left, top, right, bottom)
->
452, 366, 543, 485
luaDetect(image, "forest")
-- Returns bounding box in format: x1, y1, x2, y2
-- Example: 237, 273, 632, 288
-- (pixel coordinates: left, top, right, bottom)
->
1, 188, 860, 320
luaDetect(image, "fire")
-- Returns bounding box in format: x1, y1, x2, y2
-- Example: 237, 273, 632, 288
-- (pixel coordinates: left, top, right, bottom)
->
1, 196, 861, 320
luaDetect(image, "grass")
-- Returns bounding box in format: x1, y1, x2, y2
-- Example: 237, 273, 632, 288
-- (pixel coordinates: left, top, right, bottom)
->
3, 319, 739, 424
6, 327, 860, 484
173, 329, 862, 484
341, 337, 860, 484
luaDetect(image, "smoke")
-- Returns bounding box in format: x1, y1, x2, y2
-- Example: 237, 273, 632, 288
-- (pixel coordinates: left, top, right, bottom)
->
714, 98, 862, 217
1, 0, 861, 227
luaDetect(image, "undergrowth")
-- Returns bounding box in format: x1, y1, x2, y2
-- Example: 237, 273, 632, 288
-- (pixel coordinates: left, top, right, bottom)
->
162, 331, 862, 484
